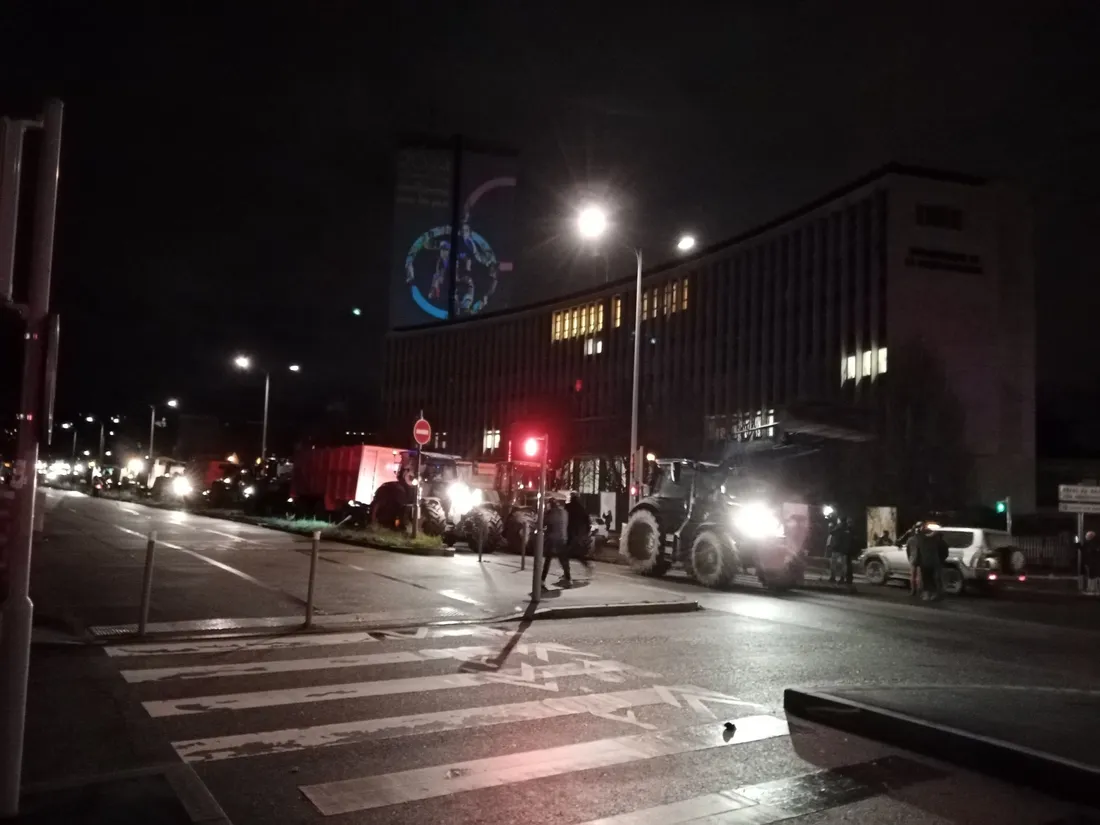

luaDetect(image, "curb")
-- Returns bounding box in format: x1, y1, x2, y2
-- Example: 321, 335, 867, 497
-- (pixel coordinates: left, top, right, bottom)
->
783, 687, 1100, 807
508, 600, 702, 622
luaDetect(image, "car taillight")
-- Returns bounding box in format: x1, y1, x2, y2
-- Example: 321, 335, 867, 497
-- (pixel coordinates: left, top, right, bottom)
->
987, 573, 998, 581
1017, 575, 1026, 582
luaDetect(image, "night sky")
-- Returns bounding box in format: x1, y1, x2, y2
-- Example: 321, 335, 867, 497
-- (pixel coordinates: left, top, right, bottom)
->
2, 2, 1099, 456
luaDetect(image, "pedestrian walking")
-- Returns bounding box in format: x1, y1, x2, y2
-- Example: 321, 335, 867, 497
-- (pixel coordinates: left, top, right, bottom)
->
915, 522, 948, 601
1083, 531, 1100, 596
827, 517, 855, 591
566, 493, 594, 578
906, 523, 923, 597
541, 498, 573, 588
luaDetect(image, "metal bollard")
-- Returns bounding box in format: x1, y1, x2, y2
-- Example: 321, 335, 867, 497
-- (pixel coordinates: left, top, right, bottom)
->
305, 530, 320, 628
138, 530, 157, 636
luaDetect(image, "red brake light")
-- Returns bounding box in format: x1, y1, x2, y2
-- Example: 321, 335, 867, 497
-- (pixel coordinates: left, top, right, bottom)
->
1017, 575, 1026, 582
987, 573, 998, 581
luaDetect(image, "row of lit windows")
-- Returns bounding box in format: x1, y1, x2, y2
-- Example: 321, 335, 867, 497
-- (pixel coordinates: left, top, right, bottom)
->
841, 347, 888, 384
482, 428, 501, 452
552, 278, 690, 342
552, 302, 605, 341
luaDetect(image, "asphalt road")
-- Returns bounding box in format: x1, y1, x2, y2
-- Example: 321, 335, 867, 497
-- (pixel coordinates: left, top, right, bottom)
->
28, 491, 1100, 824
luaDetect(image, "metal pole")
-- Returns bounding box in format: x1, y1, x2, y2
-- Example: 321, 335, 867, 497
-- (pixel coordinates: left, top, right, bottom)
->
260, 370, 270, 463
69, 429, 76, 461
97, 422, 105, 463
1077, 511, 1085, 592
0, 117, 26, 302
531, 434, 548, 603
138, 531, 158, 636
305, 530, 320, 627
1005, 495, 1012, 536
1, 99, 62, 818
147, 404, 156, 487
628, 248, 643, 508
412, 447, 421, 538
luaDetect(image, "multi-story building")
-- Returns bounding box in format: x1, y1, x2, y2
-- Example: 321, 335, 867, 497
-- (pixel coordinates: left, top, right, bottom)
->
384, 164, 1035, 513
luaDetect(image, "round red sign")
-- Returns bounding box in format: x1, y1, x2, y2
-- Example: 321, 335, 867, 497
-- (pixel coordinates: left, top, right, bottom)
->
413, 418, 432, 446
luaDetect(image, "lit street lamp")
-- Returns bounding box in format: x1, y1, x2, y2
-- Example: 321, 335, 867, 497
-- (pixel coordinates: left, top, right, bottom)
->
56, 421, 76, 460
576, 204, 696, 505
233, 356, 300, 464
147, 398, 179, 486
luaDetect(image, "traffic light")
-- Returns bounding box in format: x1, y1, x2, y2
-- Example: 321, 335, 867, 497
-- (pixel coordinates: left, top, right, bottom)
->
995, 500, 1007, 514
523, 437, 540, 458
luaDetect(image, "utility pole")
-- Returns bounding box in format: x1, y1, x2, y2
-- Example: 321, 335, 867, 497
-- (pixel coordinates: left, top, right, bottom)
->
0, 99, 63, 818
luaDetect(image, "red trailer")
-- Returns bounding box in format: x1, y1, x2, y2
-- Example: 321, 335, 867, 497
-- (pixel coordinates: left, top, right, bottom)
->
291, 445, 400, 514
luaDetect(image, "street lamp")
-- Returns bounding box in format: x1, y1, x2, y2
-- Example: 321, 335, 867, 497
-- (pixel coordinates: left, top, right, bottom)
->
82, 415, 106, 462
56, 422, 76, 460
148, 398, 179, 486
576, 204, 696, 506
233, 356, 300, 464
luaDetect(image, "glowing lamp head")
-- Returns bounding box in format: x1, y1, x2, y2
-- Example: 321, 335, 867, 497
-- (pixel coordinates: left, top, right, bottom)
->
523, 437, 540, 458
233, 355, 251, 370
676, 234, 696, 252
576, 205, 608, 240
166, 398, 179, 408
85, 415, 94, 423
288, 364, 301, 373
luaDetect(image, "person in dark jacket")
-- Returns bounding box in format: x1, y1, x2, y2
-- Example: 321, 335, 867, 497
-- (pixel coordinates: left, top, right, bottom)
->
541, 498, 572, 588
565, 494, 594, 577
916, 523, 949, 601
1082, 530, 1099, 596
905, 524, 923, 597
827, 517, 855, 590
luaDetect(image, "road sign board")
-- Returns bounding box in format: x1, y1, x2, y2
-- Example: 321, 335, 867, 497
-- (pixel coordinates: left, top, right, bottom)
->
413, 418, 431, 446
1058, 484, 1100, 503
1058, 501, 1100, 514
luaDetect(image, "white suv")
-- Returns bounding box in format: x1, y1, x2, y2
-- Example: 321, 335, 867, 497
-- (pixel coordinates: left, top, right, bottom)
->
858, 526, 1027, 595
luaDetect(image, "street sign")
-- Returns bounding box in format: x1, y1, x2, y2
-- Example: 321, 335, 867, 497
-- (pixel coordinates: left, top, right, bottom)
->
413, 418, 431, 446
1058, 484, 1100, 503
1058, 501, 1100, 514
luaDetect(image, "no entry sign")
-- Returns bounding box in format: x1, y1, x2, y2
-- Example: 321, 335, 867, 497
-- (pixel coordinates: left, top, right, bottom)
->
413, 418, 432, 446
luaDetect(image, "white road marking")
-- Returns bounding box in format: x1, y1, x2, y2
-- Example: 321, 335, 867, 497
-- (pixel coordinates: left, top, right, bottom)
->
300, 716, 789, 815
120, 642, 593, 683
172, 684, 760, 763
200, 527, 257, 543
104, 625, 508, 658
142, 659, 652, 717
576, 789, 759, 825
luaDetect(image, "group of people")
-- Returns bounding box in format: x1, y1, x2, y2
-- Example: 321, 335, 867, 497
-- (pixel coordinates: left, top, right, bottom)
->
826, 516, 948, 601
541, 494, 593, 589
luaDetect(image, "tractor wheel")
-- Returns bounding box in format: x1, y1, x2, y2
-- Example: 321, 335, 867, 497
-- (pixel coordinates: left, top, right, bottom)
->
622, 509, 669, 577
686, 529, 737, 588
371, 481, 410, 530
504, 507, 536, 555
420, 497, 446, 537
458, 505, 504, 553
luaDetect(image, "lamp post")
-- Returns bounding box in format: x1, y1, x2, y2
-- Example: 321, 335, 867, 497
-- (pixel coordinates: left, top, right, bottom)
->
83, 415, 105, 463
576, 205, 695, 506
233, 356, 300, 465
57, 421, 75, 460
147, 398, 178, 486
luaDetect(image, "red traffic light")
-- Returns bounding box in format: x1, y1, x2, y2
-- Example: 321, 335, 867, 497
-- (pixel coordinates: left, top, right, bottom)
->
523, 437, 540, 458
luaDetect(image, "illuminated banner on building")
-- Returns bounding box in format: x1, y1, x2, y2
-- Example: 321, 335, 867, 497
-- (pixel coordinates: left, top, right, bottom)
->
389, 142, 517, 328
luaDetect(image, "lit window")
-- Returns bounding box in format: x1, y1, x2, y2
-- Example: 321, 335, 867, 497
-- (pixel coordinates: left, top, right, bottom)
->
642, 290, 649, 320
841, 354, 856, 384
861, 350, 872, 379
570, 308, 578, 338
482, 429, 501, 452
671, 280, 679, 313
598, 303, 605, 331
878, 347, 888, 375
596, 339, 603, 354
613, 295, 622, 328
585, 338, 594, 355
766, 409, 776, 438
681, 277, 689, 310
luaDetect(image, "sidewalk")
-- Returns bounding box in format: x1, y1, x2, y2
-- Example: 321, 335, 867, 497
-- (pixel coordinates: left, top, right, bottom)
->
785, 684, 1100, 807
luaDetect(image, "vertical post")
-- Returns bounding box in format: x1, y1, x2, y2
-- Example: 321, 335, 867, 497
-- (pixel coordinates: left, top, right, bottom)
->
1, 99, 62, 818
0, 117, 26, 302
138, 531, 158, 636
412, 447, 421, 538
1005, 495, 1012, 536
305, 530, 320, 627
531, 434, 548, 603
629, 248, 643, 508
97, 422, 105, 463
260, 371, 270, 464
1077, 511, 1085, 592
69, 428, 76, 461
147, 404, 156, 487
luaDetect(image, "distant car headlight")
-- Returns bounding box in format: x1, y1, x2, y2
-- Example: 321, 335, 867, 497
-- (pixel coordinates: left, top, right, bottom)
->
171, 476, 193, 497
733, 502, 784, 539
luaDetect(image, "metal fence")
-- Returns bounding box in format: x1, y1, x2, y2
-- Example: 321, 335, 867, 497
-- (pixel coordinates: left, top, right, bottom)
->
1012, 535, 1076, 572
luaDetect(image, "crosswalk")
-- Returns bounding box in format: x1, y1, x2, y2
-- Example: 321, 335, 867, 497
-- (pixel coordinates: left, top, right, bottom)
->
101, 623, 1057, 825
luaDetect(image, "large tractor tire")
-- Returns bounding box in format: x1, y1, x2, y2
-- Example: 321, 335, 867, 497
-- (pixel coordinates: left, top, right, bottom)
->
457, 505, 504, 553
504, 507, 536, 555
686, 529, 737, 588
622, 509, 669, 577
420, 497, 446, 537
371, 481, 410, 530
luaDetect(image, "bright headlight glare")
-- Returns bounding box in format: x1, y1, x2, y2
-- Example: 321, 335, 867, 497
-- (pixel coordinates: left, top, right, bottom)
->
243, 485, 256, 498
733, 502, 784, 539
171, 476, 193, 496
447, 481, 481, 517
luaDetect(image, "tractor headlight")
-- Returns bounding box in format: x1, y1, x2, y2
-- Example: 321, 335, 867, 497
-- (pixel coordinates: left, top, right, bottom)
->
242, 485, 256, 498
171, 476, 193, 497
733, 502, 784, 539
447, 481, 482, 518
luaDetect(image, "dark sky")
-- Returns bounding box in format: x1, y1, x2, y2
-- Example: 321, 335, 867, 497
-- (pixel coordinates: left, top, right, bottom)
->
3, 1, 1100, 454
